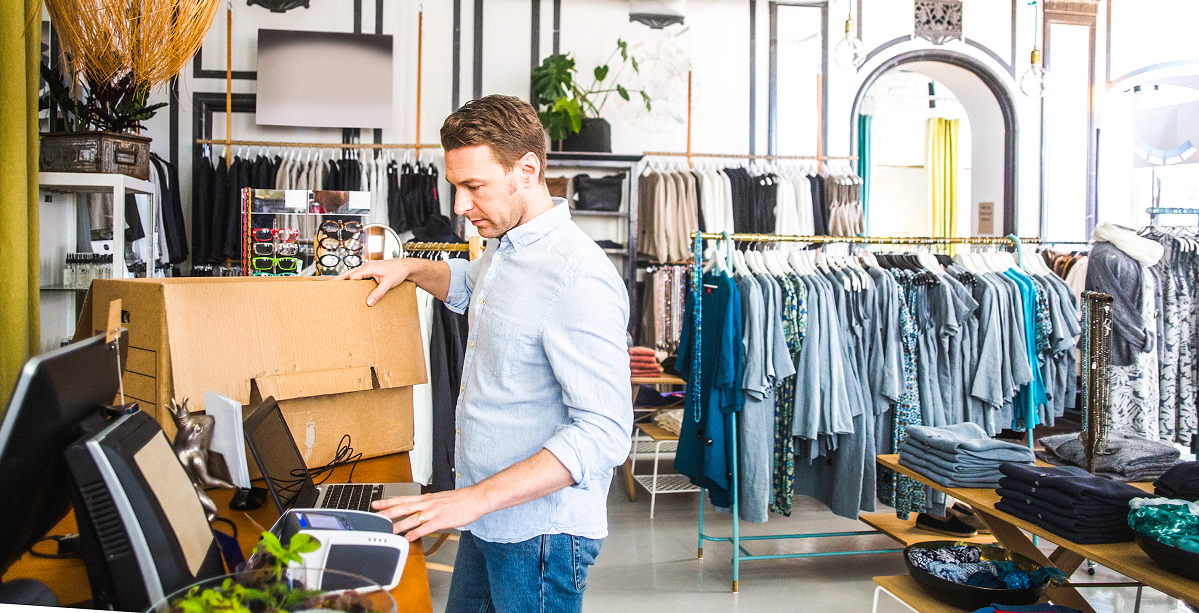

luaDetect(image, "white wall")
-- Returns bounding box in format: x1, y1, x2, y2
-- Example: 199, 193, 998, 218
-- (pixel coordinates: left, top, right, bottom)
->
128, 0, 1199, 266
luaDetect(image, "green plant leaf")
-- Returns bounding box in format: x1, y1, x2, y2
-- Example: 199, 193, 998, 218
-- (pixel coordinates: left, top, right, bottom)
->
631, 57, 639, 73
289, 532, 321, 555
618, 38, 628, 61
593, 65, 609, 82
617, 85, 630, 102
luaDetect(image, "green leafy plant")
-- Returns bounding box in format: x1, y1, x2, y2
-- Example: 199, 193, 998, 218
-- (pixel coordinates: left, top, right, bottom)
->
41, 62, 167, 134
531, 39, 652, 141
167, 532, 338, 613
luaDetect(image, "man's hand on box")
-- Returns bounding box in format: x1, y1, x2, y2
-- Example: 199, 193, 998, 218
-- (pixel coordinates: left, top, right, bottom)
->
373, 489, 488, 542
336, 259, 412, 306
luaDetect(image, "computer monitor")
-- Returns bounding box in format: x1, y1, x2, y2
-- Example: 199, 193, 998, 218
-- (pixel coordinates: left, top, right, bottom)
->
0, 330, 127, 577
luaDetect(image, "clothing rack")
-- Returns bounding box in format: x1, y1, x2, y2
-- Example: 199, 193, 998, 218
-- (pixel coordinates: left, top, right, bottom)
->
643, 151, 859, 168
1147, 206, 1199, 225
404, 237, 485, 260
686, 230, 1042, 592
194, 139, 442, 151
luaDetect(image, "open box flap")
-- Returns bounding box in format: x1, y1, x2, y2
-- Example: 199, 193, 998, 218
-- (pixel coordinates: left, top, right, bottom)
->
250, 366, 376, 403
162, 278, 426, 412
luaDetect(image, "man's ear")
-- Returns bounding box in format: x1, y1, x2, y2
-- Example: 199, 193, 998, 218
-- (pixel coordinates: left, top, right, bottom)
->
518, 152, 541, 187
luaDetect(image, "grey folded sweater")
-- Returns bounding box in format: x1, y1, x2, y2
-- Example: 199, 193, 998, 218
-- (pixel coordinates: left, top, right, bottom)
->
1038, 432, 1179, 482
905, 422, 1036, 462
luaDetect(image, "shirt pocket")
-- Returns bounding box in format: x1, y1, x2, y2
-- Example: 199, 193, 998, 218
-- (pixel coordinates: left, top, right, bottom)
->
481, 312, 541, 377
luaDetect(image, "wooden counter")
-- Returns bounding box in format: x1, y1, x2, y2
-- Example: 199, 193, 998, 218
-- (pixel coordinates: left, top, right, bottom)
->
4, 453, 432, 612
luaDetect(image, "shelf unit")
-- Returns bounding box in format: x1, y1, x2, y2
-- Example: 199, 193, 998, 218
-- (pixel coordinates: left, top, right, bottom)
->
546, 152, 642, 329
38, 172, 158, 352
858, 514, 996, 548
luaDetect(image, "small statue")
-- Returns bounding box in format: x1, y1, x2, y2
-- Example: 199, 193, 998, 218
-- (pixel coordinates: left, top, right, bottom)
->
168, 398, 235, 523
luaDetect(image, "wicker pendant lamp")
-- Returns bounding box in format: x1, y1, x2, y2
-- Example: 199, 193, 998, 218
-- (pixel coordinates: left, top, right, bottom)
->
41, 0, 221, 89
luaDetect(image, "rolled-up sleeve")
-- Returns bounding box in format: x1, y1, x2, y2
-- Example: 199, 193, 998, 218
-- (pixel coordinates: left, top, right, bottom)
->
444, 257, 476, 314
540, 263, 632, 489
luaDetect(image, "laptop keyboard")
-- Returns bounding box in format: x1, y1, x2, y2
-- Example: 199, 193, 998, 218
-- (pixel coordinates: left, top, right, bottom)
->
321, 483, 385, 512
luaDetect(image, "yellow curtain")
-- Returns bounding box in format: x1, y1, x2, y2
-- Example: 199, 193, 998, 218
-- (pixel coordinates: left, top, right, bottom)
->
0, 0, 41, 411
926, 117, 960, 247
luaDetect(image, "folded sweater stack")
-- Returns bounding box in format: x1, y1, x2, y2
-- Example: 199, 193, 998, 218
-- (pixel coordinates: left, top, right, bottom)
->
629, 346, 664, 378
898, 423, 1036, 488
995, 463, 1147, 544
1155, 462, 1199, 501
1037, 433, 1180, 482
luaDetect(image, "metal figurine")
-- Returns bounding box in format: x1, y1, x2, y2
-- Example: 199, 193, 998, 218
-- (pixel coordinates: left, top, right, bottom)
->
168, 398, 235, 522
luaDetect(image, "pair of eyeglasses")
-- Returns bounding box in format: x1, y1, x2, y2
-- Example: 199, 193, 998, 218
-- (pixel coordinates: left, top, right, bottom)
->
319, 236, 364, 251
321, 220, 362, 241
252, 242, 300, 256
252, 256, 301, 273
252, 228, 300, 242
317, 253, 363, 269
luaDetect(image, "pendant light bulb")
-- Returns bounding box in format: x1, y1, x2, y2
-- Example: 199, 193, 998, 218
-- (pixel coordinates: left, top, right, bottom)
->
834, 16, 865, 68
1020, 48, 1047, 98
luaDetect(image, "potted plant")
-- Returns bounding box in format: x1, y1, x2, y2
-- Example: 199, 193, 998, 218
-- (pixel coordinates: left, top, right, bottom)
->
531, 39, 652, 153
152, 531, 395, 613
39, 63, 166, 180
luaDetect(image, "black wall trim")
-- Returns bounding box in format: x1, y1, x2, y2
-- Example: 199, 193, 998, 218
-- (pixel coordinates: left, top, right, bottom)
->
354, 0, 362, 33
169, 77, 179, 166
749, 0, 757, 154
768, 2, 778, 156
964, 38, 1014, 77
849, 49, 1019, 236
453, 0, 462, 110
531, 0, 541, 103
375, 0, 383, 35
859, 35, 909, 69
553, 0, 561, 55
193, 45, 257, 80
1108, 60, 1199, 91
190, 92, 257, 252
473, 0, 484, 100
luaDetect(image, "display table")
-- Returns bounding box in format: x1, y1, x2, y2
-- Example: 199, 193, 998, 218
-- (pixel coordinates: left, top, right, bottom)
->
4, 453, 432, 612
877, 453, 1199, 611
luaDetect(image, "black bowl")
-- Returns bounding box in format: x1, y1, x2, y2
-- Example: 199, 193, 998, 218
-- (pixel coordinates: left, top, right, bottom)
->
903, 541, 1050, 610
1134, 531, 1199, 581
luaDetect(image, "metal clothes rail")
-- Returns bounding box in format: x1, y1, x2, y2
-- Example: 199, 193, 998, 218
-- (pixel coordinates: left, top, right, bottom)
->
403, 237, 484, 260
194, 139, 442, 151
1148, 207, 1199, 225
685, 231, 1042, 592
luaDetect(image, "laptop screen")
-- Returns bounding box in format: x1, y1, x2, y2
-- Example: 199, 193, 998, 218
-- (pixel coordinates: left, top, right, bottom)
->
244, 399, 319, 511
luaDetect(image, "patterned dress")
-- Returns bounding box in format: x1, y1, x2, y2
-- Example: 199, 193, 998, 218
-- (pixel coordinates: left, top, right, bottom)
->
877, 271, 925, 518
1108, 268, 1162, 441
770, 273, 805, 516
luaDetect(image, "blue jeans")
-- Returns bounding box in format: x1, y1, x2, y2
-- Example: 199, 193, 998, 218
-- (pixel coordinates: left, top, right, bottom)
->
444, 531, 602, 613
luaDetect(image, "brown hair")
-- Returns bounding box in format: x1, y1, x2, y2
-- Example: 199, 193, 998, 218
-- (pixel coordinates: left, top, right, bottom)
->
441, 95, 547, 182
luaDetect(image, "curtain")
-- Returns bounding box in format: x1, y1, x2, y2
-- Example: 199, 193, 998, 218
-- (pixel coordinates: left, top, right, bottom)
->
925, 117, 959, 243
0, 0, 41, 411
857, 114, 873, 232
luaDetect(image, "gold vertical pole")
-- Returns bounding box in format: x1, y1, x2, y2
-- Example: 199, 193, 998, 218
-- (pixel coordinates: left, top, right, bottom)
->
686, 70, 693, 167
225, 0, 232, 168
415, 6, 424, 159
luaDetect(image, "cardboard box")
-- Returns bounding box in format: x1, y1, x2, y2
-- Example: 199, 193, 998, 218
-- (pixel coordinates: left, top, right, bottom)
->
75, 277, 426, 468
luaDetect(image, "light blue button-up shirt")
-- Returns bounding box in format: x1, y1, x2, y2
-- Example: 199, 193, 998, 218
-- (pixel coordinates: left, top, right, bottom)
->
443, 199, 632, 543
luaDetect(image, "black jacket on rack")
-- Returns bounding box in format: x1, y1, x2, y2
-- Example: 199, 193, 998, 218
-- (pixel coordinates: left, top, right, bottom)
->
429, 284, 469, 492
194, 156, 214, 265
150, 153, 189, 264
210, 157, 229, 264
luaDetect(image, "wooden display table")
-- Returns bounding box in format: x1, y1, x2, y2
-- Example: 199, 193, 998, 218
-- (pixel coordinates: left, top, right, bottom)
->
859, 513, 997, 548
872, 575, 974, 613
4, 453, 432, 612
877, 453, 1199, 611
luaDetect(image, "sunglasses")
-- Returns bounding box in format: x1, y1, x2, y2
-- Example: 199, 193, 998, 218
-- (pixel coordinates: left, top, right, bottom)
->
319, 236, 364, 251
317, 253, 363, 270
252, 228, 300, 242
251, 256, 301, 273
251, 242, 300, 257
320, 220, 362, 240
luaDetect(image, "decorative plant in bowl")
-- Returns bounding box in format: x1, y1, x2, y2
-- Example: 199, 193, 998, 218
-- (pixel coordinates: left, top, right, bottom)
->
531, 39, 652, 152
151, 532, 395, 613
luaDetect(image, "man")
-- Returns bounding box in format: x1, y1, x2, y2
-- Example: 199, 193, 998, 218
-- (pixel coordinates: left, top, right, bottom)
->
339, 95, 632, 612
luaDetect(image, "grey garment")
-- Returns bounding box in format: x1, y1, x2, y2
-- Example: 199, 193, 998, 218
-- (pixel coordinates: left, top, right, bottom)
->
902, 440, 1031, 468
756, 274, 796, 383
735, 274, 773, 523
1039, 433, 1180, 479
905, 422, 1036, 459
914, 283, 945, 427
791, 274, 853, 449
1086, 241, 1151, 367
937, 273, 979, 425
898, 442, 1024, 475
867, 266, 904, 458
970, 274, 1006, 435
898, 452, 1008, 487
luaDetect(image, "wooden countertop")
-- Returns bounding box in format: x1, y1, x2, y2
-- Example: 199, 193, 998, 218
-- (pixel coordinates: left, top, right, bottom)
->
4, 453, 432, 612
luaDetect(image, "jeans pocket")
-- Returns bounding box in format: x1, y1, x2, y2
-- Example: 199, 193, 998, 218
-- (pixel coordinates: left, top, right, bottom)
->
571, 536, 602, 593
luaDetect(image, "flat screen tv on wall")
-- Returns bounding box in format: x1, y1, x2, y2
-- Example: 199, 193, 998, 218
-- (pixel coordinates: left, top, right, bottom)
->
255, 29, 394, 130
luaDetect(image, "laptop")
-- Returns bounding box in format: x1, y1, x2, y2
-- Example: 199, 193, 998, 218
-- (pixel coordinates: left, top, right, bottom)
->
243, 396, 422, 514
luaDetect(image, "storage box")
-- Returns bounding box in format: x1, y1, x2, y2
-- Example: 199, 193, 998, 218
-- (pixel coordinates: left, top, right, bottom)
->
40, 132, 152, 180
74, 277, 426, 467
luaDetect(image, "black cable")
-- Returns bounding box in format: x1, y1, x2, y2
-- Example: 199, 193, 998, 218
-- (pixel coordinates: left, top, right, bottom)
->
28, 535, 81, 559
289, 434, 364, 487
211, 516, 238, 541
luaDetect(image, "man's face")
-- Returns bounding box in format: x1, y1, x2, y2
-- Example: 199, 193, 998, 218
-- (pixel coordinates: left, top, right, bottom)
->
447, 145, 537, 239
